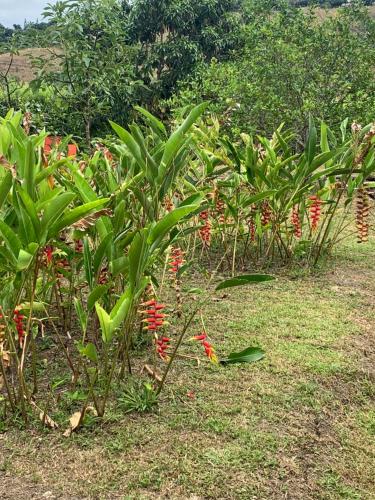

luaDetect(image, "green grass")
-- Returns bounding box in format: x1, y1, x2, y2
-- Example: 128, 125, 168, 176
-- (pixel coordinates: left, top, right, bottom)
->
1, 236, 374, 499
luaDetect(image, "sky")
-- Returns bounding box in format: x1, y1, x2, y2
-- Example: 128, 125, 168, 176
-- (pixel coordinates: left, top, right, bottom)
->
0, 0, 55, 27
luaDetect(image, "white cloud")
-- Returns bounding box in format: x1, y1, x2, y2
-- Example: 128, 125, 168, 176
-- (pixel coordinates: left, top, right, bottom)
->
0, 0, 56, 27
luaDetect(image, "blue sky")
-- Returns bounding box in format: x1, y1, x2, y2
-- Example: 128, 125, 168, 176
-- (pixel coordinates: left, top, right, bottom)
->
0, 0, 55, 27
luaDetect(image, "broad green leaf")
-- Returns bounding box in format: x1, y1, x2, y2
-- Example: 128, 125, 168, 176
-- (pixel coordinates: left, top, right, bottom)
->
78, 342, 98, 363
135, 106, 167, 137
87, 284, 111, 311
0, 170, 12, 210
159, 102, 208, 179
128, 231, 147, 289
110, 121, 147, 172
83, 237, 93, 290
305, 116, 317, 165
148, 204, 199, 247
93, 232, 113, 275
221, 347, 265, 365
74, 297, 88, 335
0, 220, 22, 260
95, 303, 113, 343
41, 192, 76, 234
110, 288, 132, 331
48, 198, 109, 238
16, 249, 34, 271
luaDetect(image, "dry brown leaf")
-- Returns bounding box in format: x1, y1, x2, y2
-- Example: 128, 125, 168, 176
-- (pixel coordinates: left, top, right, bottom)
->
63, 406, 96, 437
39, 411, 59, 429
29, 400, 59, 430
1, 351, 10, 368
142, 364, 162, 383
72, 209, 112, 231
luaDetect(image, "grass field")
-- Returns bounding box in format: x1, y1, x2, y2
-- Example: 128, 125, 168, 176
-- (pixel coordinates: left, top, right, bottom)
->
1, 235, 374, 499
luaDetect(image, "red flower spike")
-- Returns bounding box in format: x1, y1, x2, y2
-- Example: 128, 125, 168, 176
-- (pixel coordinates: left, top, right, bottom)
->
13, 306, 26, 347
141, 300, 167, 334
248, 217, 256, 242
43, 246, 54, 265
198, 210, 212, 247
155, 335, 171, 360
309, 196, 322, 231
291, 206, 302, 238
169, 247, 184, 275
192, 333, 207, 341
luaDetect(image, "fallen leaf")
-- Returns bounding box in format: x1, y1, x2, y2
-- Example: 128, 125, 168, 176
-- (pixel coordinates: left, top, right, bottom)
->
63, 406, 96, 437
39, 411, 59, 429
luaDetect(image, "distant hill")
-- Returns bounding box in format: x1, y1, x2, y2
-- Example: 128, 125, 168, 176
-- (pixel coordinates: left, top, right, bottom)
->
0, 48, 60, 82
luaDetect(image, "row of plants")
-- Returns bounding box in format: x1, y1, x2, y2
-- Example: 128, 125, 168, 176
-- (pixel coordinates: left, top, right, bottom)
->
0, 106, 374, 431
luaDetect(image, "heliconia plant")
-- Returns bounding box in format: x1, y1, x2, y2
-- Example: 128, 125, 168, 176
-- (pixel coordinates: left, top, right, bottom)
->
0, 105, 373, 429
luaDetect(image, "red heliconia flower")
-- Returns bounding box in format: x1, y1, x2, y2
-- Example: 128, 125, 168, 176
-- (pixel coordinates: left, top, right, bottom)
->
192, 333, 207, 341
43, 246, 53, 265
291, 206, 302, 238
140, 300, 167, 332
13, 306, 25, 347
215, 198, 226, 224
309, 195, 322, 231
261, 201, 272, 226
169, 247, 184, 274
247, 217, 256, 242
155, 336, 171, 360
191, 331, 218, 363
104, 148, 113, 163
199, 210, 212, 247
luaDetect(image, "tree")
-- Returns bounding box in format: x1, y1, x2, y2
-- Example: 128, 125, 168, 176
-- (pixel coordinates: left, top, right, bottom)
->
33, 0, 138, 143
170, 1, 375, 139
125, 0, 242, 101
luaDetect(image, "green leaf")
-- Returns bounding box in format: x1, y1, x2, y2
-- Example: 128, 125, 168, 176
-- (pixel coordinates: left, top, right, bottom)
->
0, 220, 22, 260
110, 121, 147, 172
216, 274, 274, 291
74, 297, 88, 335
110, 288, 132, 331
305, 116, 317, 165
48, 198, 109, 238
93, 232, 113, 275
134, 106, 167, 137
158, 102, 208, 179
83, 237, 93, 290
128, 231, 147, 289
41, 192, 76, 235
87, 284, 111, 311
0, 171, 12, 210
148, 204, 199, 247
78, 342, 98, 363
242, 190, 276, 208
221, 347, 265, 365
16, 249, 34, 271
95, 303, 113, 343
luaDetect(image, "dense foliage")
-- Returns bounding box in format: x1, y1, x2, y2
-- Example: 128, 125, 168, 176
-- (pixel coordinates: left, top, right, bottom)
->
171, 1, 375, 138
1, 0, 374, 140
0, 106, 374, 427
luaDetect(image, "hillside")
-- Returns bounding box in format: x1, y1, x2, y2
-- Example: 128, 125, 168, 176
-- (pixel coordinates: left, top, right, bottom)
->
0, 48, 60, 82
